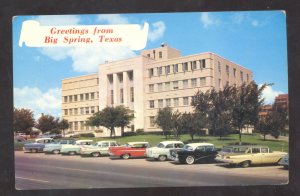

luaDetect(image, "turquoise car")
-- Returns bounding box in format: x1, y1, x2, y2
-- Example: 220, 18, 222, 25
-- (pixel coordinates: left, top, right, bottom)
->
43, 139, 76, 154
60, 140, 93, 155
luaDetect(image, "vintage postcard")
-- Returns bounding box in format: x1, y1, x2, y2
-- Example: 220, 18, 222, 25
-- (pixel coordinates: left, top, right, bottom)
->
13, 11, 289, 190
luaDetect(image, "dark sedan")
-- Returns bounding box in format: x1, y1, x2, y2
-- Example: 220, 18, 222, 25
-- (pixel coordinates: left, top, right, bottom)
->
170, 143, 218, 165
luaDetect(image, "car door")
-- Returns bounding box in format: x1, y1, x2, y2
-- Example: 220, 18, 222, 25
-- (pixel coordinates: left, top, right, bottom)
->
260, 147, 274, 164
250, 147, 262, 164
194, 146, 206, 161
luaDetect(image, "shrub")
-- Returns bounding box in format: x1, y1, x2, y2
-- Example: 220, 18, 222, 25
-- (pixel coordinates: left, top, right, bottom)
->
136, 129, 144, 135
14, 142, 26, 151
79, 133, 95, 137
122, 132, 137, 137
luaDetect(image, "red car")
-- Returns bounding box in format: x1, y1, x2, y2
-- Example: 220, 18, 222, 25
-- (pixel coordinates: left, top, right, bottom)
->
108, 142, 150, 159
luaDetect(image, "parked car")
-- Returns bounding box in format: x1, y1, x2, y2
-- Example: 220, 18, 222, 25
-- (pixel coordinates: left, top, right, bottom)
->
215, 145, 287, 167
60, 140, 93, 155
108, 142, 150, 159
80, 141, 119, 157
170, 143, 218, 165
43, 139, 76, 154
145, 141, 184, 161
64, 131, 80, 138
278, 154, 289, 169
23, 138, 55, 153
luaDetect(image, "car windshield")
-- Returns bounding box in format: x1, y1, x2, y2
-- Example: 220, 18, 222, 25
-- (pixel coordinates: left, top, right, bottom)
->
183, 145, 193, 151
233, 147, 249, 153
157, 143, 165, 148
222, 147, 233, 153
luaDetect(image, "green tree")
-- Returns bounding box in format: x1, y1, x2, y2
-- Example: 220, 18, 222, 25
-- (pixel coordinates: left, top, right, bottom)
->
232, 82, 268, 144
155, 107, 174, 139
115, 106, 134, 136
86, 106, 134, 138
172, 110, 182, 139
35, 114, 59, 133
58, 119, 69, 137
13, 108, 35, 135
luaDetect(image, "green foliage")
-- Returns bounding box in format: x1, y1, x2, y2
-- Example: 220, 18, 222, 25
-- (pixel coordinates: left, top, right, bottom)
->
35, 114, 60, 133
79, 133, 95, 137
49, 129, 61, 134
155, 107, 174, 139
13, 108, 35, 134
86, 106, 134, 138
58, 119, 69, 136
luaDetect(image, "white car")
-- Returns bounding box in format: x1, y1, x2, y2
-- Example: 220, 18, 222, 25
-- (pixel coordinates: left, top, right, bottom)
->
145, 141, 184, 161
60, 139, 93, 155
79, 141, 119, 157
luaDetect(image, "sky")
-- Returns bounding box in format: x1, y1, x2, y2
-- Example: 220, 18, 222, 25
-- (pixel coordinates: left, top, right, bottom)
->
12, 11, 288, 119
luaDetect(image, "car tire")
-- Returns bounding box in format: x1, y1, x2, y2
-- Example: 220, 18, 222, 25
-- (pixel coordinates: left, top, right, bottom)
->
158, 155, 167, 162
122, 154, 130, 159
31, 149, 37, 153
241, 160, 251, 168
52, 150, 60, 154
185, 156, 195, 165
69, 151, 76, 155
91, 152, 100, 157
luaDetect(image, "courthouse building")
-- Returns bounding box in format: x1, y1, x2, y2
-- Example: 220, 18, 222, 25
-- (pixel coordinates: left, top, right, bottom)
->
62, 44, 252, 136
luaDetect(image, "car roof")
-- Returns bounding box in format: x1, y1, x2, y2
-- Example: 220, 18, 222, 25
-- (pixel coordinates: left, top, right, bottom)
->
35, 138, 52, 141
185, 143, 214, 148
127, 142, 149, 145
75, 140, 93, 143
223, 145, 269, 148
159, 141, 184, 145
96, 141, 117, 144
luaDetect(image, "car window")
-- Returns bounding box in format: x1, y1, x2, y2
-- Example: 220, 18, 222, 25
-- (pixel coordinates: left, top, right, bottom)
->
261, 148, 269, 153
196, 146, 205, 151
157, 143, 165, 148
205, 146, 214, 151
110, 142, 118, 147
60, 140, 68, 144
252, 148, 260, 154
183, 145, 192, 150
174, 143, 183, 148
165, 144, 174, 148
102, 143, 109, 147
245, 148, 252, 154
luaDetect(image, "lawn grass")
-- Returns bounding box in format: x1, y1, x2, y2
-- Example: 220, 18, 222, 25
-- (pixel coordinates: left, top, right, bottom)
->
79, 133, 289, 152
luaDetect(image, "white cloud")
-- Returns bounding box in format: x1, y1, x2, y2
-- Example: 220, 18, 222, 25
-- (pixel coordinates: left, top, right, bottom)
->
97, 14, 129, 24
35, 15, 81, 26
14, 86, 61, 119
260, 85, 284, 105
40, 46, 136, 73
200, 12, 220, 28
148, 21, 166, 42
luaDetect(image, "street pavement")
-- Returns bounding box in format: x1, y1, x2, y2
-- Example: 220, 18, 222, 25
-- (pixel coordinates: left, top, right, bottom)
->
15, 151, 288, 190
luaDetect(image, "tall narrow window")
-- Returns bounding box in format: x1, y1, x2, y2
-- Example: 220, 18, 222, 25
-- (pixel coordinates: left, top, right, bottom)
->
128, 71, 133, 81
191, 61, 197, 70
158, 83, 163, 92
80, 107, 84, 115
69, 108, 73, 116
158, 67, 163, 76
91, 92, 95, 100
85, 107, 89, 114
166, 99, 171, 107
183, 62, 188, 71
80, 94, 84, 101
159, 51, 162, 58
200, 59, 206, 69
173, 64, 178, 73
74, 122, 78, 131
64, 109, 68, 115
191, 78, 197, 87
85, 93, 89, 100
69, 95, 73, 102
165, 65, 170, 74
80, 121, 84, 130
149, 84, 154, 93
91, 106, 95, 114
110, 90, 114, 104
240, 71, 244, 82
218, 61, 221, 73
149, 68, 154, 77
247, 74, 249, 83
173, 98, 179, 107
74, 95, 78, 102
158, 99, 163, 108
183, 97, 189, 105
150, 116, 155, 127
130, 87, 134, 102
233, 68, 236, 77
118, 73, 123, 83
69, 122, 73, 131
226, 65, 229, 76
64, 96, 68, 103
165, 82, 170, 91
200, 77, 206, 86
120, 88, 124, 103
183, 80, 188, 89
173, 81, 178, 89
74, 108, 78, 115
149, 100, 155, 108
